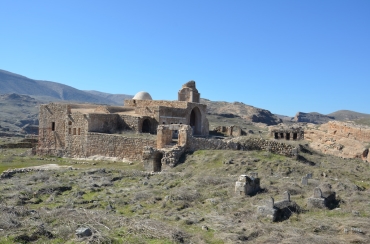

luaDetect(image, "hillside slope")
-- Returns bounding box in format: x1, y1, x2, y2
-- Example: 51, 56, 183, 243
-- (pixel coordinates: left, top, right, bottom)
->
0, 94, 40, 134
201, 99, 282, 125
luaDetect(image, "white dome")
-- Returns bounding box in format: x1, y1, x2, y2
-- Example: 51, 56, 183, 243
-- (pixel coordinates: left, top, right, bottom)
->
133, 91, 152, 100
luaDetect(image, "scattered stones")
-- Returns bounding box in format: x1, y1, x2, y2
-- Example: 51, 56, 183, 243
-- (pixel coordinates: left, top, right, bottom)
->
351, 228, 364, 234
0, 165, 76, 179
301, 176, 308, 186
76, 227, 92, 238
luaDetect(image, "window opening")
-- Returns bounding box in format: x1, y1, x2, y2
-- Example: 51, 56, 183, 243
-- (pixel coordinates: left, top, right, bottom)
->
293, 133, 297, 140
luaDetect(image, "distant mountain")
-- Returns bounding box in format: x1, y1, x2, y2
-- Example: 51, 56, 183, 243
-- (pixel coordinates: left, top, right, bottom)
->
328, 110, 370, 121
84, 90, 133, 105
291, 110, 370, 124
0, 69, 131, 105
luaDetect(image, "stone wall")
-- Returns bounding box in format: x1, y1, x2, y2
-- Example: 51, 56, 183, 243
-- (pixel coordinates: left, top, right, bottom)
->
38, 104, 69, 156
84, 133, 156, 160
187, 137, 239, 151
125, 100, 189, 109
186, 137, 296, 157
119, 115, 140, 131
235, 138, 296, 157
87, 114, 119, 133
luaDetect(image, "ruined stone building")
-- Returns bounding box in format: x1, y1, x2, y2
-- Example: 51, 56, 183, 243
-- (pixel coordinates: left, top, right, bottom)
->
37, 81, 300, 172
37, 81, 209, 170
270, 126, 304, 140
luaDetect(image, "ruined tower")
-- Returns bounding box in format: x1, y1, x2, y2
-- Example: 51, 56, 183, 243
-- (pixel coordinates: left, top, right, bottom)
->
178, 80, 200, 103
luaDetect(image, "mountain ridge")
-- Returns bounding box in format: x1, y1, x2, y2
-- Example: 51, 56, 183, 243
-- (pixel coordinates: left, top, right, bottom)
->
0, 69, 131, 105
1, 68, 370, 128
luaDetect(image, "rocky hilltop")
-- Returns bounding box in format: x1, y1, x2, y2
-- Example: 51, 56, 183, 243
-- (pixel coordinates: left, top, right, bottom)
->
293, 112, 335, 124
201, 99, 282, 125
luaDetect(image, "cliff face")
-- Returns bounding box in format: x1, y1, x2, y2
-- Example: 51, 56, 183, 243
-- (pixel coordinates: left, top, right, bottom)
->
305, 121, 370, 161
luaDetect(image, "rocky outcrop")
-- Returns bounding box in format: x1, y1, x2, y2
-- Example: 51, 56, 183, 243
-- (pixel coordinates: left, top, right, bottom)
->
305, 121, 370, 161
293, 112, 334, 124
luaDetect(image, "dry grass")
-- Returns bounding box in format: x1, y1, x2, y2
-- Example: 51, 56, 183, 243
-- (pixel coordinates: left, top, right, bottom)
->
1, 145, 370, 243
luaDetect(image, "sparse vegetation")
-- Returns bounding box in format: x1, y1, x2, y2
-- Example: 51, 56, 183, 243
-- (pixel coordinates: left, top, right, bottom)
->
1, 144, 370, 243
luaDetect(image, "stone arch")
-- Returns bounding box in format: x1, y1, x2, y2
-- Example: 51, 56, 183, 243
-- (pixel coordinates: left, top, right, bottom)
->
142, 119, 151, 133
153, 152, 163, 172
190, 107, 202, 135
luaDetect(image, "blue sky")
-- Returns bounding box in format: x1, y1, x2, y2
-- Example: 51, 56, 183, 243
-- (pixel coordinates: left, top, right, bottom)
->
0, 0, 369, 116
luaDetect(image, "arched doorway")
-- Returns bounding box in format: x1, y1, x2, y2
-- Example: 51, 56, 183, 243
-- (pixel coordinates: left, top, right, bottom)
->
190, 107, 202, 135
153, 152, 163, 172
142, 119, 151, 133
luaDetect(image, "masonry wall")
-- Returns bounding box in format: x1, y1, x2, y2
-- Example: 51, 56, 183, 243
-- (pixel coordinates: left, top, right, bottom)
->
87, 114, 120, 133
65, 113, 88, 157
237, 138, 296, 156
84, 133, 156, 160
187, 137, 239, 151
119, 115, 141, 131
186, 137, 295, 157
125, 100, 189, 109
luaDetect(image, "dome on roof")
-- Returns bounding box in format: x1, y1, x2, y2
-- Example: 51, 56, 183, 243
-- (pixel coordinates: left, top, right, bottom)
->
133, 91, 153, 100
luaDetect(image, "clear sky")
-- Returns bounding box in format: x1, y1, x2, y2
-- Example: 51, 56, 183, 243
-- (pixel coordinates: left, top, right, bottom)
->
0, 0, 369, 116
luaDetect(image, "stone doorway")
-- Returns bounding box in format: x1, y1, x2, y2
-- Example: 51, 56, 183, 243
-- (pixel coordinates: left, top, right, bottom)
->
190, 107, 202, 135
142, 119, 151, 133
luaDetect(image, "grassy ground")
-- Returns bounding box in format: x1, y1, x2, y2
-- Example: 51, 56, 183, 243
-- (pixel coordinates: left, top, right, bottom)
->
1, 145, 370, 243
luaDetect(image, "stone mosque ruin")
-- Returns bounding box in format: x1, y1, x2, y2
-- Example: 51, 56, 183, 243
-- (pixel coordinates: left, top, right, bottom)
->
37, 81, 212, 170
37, 81, 300, 172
